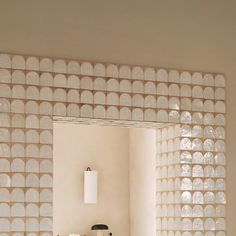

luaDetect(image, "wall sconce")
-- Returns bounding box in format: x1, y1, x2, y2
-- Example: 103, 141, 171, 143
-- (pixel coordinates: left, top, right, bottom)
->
84, 167, 97, 204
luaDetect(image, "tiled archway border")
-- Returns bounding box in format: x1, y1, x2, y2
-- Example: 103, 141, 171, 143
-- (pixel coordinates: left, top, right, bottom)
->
0, 53, 226, 236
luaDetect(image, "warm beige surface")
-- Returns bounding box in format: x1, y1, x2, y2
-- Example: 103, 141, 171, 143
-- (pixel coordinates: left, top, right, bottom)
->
129, 128, 156, 236
53, 123, 157, 236
53, 123, 130, 236
0, 0, 235, 234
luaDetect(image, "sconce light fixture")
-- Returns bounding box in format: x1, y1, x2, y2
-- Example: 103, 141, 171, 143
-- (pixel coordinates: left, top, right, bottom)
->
84, 167, 97, 204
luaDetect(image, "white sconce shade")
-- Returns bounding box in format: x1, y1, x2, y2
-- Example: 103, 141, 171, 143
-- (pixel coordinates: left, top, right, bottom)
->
84, 168, 98, 204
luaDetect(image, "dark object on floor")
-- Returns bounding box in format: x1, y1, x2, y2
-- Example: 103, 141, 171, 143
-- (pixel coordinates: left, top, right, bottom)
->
91, 224, 109, 230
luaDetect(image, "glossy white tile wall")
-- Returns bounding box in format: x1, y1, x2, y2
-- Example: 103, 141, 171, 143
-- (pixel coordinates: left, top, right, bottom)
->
0, 53, 226, 236
157, 124, 226, 236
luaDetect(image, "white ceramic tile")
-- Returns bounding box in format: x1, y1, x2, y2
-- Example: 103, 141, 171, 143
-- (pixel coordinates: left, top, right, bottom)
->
132, 81, 144, 93
26, 174, 39, 187
106, 106, 119, 119
180, 71, 191, 84
144, 68, 156, 81
107, 78, 119, 91
54, 88, 66, 102
0, 99, 11, 113
26, 72, 39, 85
215, 101, 226, 113
0, 69, 11, 83
25, 101, 38, 114
169, 97, 180, 110
0, 128, 10, 142
11, 159, 25, 172
26, 144, 39, 158
80, 76, 93, 90
157, 110, 168, 122
53, 59, 66, 73
67, 104, 80, 117
94, 63, 106, 77
119, 65, 131, 79
120, 94, 131, 106
40, 116, 53, 130
215, 74, 225, 87
0, 159, 10, 172
54, 74, 67, 87
0, 54, 11, 68
144, 109, 156, 121
40, 160, 53, 173
26, 86, 39, 100
39, 102, 53, 115
132, 94, 144, 107
0, 84, 11, 98
67, 89, 79, 103
204, 74, 214, 86
106, 64, 118, 78
11, 203, 25, 217
40, 58, 53, 72
53, 103, 66, 116
26, 204, 39, 217
120, 80, 131, 93
40, 189, 52, 203
26, 115, 39, 129
0, 188, 11, 202
40, 175, 52, 188
40, 145, 52, 159
12, 55, 25, 70
0, 144, 10, 157
132, 66, 143, 80
40, 73, 53, 86
0, 219, 10, 232
94, 91, 106, 105
40, 203, 52, 216
40, 218, 52, 231
94, 77, 106, 91
26, 57, 39, 71
81, 62, 93, 76
25, 189, 39, 202
94, 105, 106, 119
11, 100, 25, 113
67, 61, 80, 74
80, 91, 93, 104
11, 70, 26, 84
169, 70, 180, 83
26, 218, 39, 231
11, 218, 25, 231
107, 93, 119, 105
67, 75, 80, 88
120, 107, 131, 120
215, 88, 225, 100
11, 189, 24, 202
157, 83, 168, 95
132, 108, 143, 121
26, 159, 39, 173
